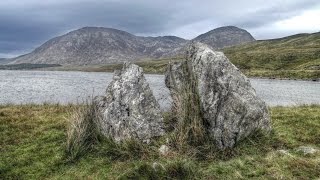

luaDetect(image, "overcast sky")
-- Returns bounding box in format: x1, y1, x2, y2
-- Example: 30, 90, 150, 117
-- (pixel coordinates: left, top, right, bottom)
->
0, 0, 320, 58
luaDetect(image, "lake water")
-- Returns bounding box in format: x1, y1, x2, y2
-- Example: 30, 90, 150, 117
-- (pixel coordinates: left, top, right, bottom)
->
0, 70, 319, 109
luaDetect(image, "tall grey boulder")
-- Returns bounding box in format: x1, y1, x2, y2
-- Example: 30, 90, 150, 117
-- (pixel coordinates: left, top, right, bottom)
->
96, 62, 164, 142
165, 42, 271, 149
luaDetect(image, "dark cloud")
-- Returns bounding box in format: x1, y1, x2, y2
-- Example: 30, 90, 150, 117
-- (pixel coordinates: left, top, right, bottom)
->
0, 0, 319, 57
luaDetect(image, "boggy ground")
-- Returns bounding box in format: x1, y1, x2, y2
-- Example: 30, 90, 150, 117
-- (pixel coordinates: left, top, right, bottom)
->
0, 104, 319, 179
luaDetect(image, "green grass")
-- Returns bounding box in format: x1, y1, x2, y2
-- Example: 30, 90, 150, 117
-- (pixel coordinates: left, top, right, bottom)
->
243, 69, 320, 80
224, 32, 320, 80
1, 104, 320, 179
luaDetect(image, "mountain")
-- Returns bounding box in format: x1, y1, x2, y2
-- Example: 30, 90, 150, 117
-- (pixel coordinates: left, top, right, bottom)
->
11, 26, 255, 65
224, 32, 320, 71
92, 32, 319, 80
11, 27, 188, 65
0, 58, 13, 65
193, 26, 255, 49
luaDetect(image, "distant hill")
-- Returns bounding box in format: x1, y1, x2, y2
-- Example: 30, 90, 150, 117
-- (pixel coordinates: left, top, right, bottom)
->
65, 32, 319, 80
0, 63, 61, 70
0, 58, 13, 65
10, 26, 255, 65
223, 32, 320, 79
194, 26, 255, 49
224, 32, 320, 71
10, 27, 188, 65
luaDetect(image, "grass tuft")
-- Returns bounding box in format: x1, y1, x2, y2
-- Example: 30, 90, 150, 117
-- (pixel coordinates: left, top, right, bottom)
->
65, 100, 102, 161
167, 61, 209, 149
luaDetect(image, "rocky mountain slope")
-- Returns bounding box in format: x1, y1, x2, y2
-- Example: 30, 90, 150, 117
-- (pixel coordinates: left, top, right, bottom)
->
193, 26, 255, 49
10, 26, 255, 65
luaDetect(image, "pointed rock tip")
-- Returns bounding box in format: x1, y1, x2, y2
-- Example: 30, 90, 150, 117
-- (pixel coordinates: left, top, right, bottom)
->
186, 41, 223, 59
188, 41, 214, 52
122, 62, 140, 71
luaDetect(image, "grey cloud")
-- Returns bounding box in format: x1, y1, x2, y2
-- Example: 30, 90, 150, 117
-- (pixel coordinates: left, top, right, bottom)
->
230, 0, 320, 28
0, 0, 319, 57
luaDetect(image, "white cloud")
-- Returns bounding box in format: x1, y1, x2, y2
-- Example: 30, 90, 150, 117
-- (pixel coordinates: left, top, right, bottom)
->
274, 8, 320, 32
249, 6, 320, 39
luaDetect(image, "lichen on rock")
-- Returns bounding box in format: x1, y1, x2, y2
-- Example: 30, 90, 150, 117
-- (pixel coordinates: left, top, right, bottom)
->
165, 42, 271, 149
96, 62, 164, 143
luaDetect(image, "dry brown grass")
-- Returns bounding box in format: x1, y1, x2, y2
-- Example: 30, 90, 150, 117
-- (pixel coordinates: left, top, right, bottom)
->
66, 100, 102, 160
167, 61, 208, 149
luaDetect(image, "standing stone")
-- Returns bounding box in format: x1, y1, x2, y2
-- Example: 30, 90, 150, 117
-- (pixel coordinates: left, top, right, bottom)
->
96, 62, 164, 142
165, 42, 271, 149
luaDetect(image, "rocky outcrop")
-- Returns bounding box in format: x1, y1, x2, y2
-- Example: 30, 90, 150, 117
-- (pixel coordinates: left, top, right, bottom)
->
165, 42, 271, 149
96, 62, 164, 142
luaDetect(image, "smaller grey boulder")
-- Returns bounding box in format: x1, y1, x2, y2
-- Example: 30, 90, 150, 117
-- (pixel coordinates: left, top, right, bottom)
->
152, 162, 165, 172
277, 149, 293, 157
296, 146, 319, 155
96, 62, 164, 142
159, 145, 170, 156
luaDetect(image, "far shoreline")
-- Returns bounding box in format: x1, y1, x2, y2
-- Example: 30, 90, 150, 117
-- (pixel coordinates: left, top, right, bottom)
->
1, 66, 319, 82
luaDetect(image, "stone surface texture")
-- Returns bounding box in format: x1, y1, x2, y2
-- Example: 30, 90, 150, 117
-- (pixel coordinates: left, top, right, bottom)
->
96, 62, 164, 142
165, 42, 271, 149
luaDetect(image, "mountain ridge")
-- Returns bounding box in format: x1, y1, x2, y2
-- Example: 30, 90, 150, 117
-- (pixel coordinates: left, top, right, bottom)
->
194, 26, 255, 49
10, 26, 255, 65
